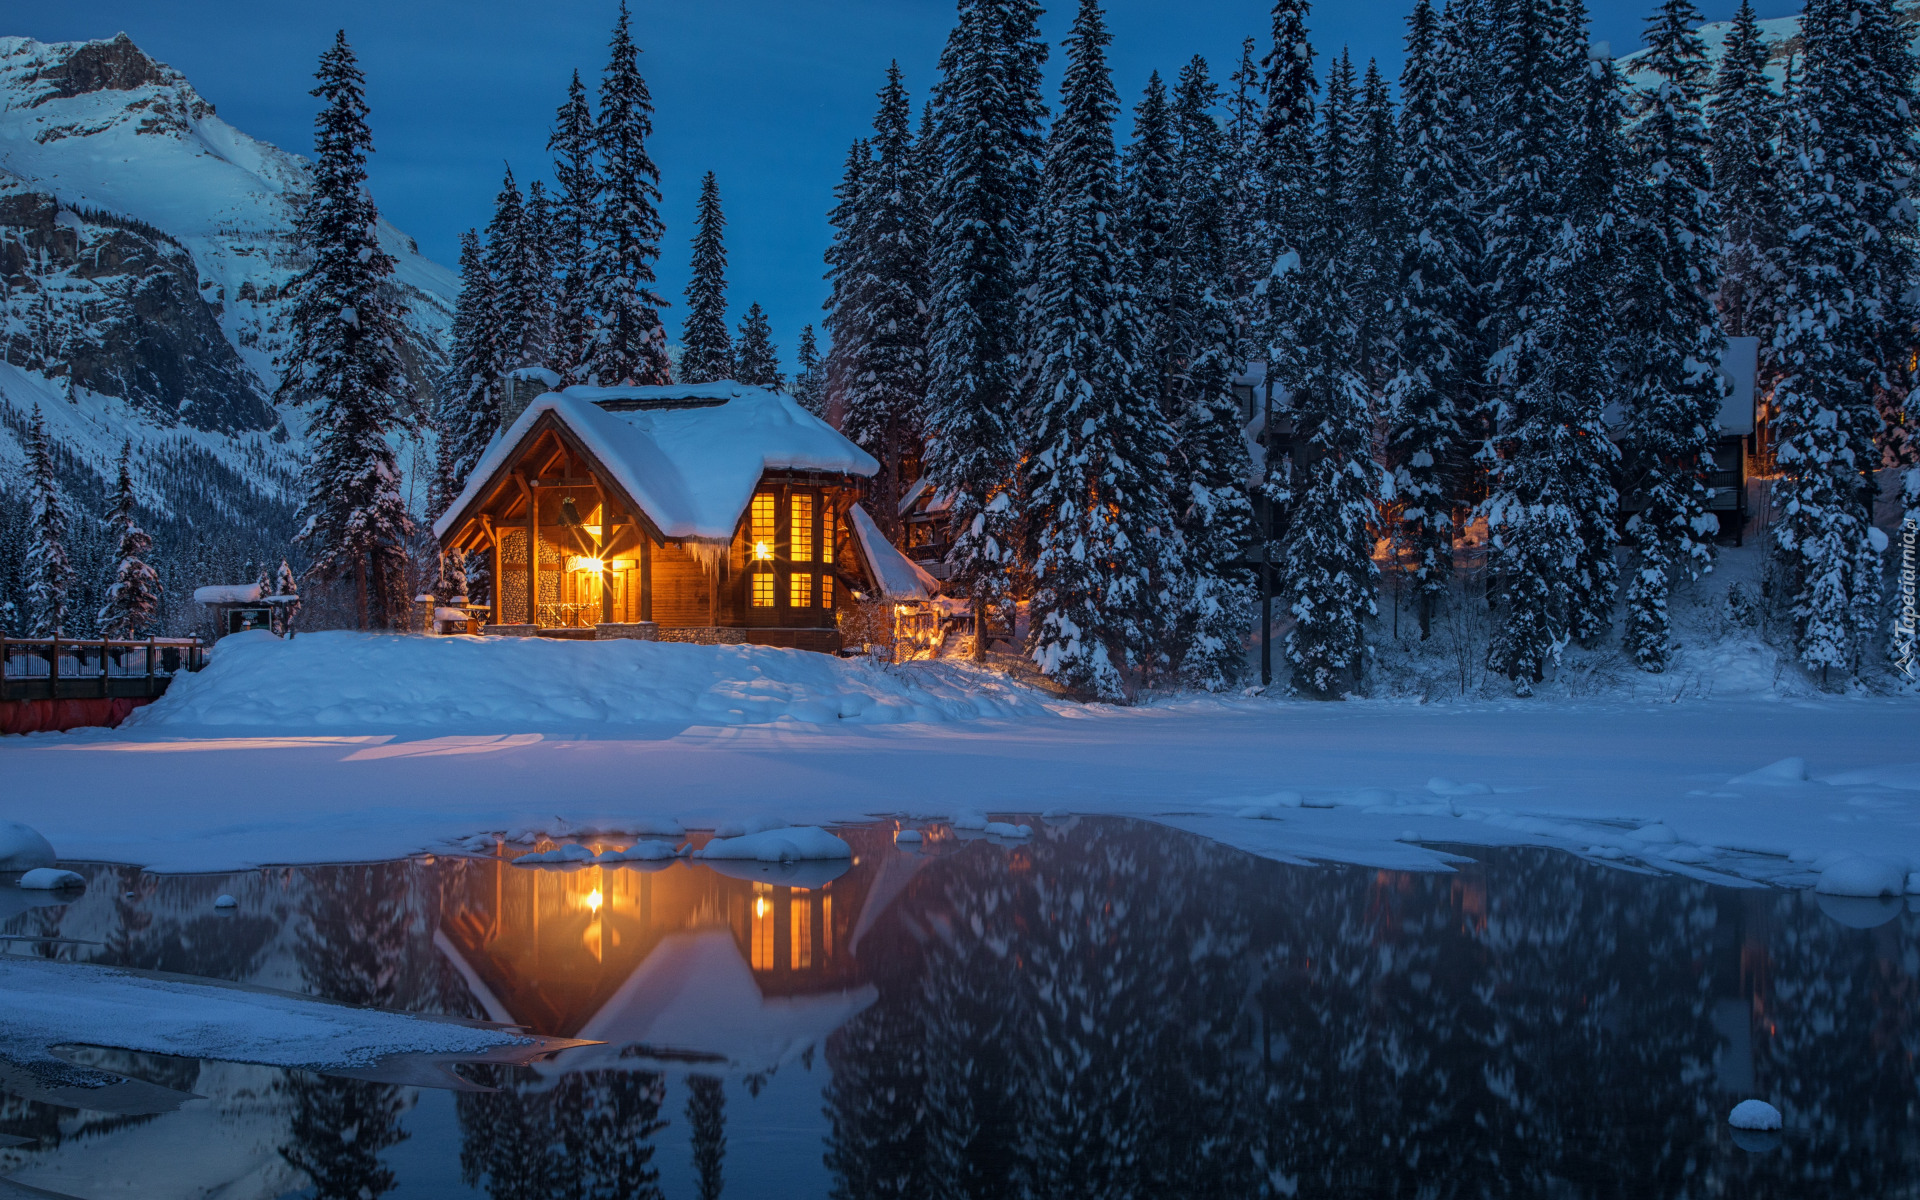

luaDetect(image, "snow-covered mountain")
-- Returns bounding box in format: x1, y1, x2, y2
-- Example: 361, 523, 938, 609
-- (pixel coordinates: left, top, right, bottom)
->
0, 32, 456, 628
1617, 0, 1920, 85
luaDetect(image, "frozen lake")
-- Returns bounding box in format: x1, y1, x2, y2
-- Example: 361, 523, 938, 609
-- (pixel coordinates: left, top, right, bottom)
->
2, 817, 1916, 1197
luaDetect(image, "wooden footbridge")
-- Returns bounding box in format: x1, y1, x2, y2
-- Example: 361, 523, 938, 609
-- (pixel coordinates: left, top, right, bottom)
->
0, 636, 207, 733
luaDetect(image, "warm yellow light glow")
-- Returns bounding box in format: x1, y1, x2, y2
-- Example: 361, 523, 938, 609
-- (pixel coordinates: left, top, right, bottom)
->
753, 540, 772, 561
581, 558, 603, 574
754, 896, 769, 918
587, 888, 603, 912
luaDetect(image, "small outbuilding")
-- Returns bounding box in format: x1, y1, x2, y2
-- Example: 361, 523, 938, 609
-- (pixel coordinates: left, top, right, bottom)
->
433, 382, 934, 653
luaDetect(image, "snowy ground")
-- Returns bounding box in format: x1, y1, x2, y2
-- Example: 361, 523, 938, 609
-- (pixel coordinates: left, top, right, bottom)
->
0, 632, 1914, 897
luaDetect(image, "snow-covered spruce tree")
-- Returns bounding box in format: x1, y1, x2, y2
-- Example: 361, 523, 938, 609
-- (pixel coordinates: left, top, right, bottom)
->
1553, 39, 1627, 647
439, 229, 504, 489
1277, 46, 1379, 700
733, 303, 782, 390
515, 179, 554, 367
1169, 55, 1257, 690
1350, 59, 1403, 397
1224, 37, 1267, 315
679, 171, 733, 384
1252, 0, 1321, 540
548, 70, 599, 385
586, 2, 671, 387
1388, 0, 1476, 639
272, 558, 303, 633
1708, 0, 1783, 345
1480, 0, 1584, 692
842, 63, 930, 542
1770, 0, 1912, 683
23, 405, 73, 636
822, 138, 869, 424
923, 0, 1048, 661
483, 166, 531, 375
274, 31, 414, 630
792, 324, 827, 416
1023, 0, 1182, 701
1123, 71, 1179, 421
97, 440, 159, 639
1620, 0, 1726, 672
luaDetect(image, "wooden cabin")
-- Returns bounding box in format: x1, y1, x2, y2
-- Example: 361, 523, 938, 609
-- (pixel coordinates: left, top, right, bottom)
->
433, 382, 935, 653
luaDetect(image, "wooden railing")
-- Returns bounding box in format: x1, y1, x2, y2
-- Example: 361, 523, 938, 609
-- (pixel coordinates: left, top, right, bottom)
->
0, 636, 207, 702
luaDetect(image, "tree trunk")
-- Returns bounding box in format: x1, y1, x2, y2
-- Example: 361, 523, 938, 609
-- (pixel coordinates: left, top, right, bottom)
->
972, 594, 987, 662
354, 555, 368, 632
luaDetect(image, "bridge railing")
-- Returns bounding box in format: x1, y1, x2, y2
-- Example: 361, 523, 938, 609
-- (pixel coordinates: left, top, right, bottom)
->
0, 636, 207, 701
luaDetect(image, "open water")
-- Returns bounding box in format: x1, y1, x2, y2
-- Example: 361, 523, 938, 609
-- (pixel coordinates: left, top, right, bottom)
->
1, 817, 1916, 1198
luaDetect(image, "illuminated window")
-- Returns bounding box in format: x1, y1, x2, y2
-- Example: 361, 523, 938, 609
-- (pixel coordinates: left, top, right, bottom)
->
791, 573, 813, 609
751, 883, 774, 970
822, 507, 834, 564
791, 894, 812, 969
752, 570, 776, 608
821, 575, 833, 608
791, 494, 814, 562
751, 493, 776, 542
822, 892, 832, 958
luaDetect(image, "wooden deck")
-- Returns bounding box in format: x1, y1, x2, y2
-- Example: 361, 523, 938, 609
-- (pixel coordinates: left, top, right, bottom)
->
0, 636, 206, 703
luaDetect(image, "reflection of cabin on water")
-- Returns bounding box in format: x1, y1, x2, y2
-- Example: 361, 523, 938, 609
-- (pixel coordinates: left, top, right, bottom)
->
434, 383, 936, 653
433, 830, 914, 1071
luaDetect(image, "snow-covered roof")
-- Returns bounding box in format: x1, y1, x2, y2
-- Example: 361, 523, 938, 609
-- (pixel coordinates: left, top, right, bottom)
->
848, 504, 940, 602
434, 383, 879, 543
192, 584, 261, 605
531, 930, 876, 1080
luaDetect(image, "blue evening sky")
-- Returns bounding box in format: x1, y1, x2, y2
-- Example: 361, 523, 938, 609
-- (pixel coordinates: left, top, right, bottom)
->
10, 0, 1798, 369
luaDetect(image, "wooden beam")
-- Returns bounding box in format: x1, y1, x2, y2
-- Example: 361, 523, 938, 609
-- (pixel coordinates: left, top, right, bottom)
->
482, 515, 501, 626
640, 530, 653, 623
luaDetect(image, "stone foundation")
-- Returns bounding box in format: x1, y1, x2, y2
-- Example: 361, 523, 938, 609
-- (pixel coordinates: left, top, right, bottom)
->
482, 624, 538, 637
595, 622, 660, 641
654, 626, 749, 646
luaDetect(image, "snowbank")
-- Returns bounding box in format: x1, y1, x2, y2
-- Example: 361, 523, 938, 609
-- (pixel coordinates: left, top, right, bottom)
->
693, 826, 851, 862
127, 631, 1051, 730
0, 821, 55, 872
0, 957, 526, 1075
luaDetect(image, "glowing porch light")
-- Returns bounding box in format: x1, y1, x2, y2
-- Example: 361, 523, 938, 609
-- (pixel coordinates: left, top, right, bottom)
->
587, 888, 603, 912
754, 895, 769, 918
752, 540, 773, 562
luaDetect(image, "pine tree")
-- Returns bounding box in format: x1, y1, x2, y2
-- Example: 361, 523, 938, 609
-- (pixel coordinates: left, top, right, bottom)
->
516, 179, 554, 367
97, 440, 159, 639
1023, 0, 1179, 702
1708, 0, 1782, 344
548, 70, 599, 385
484, 166, 531, 373
1388, 0, 1476, 639
1224, 37, 1267, 315
1169, 55, 1257, 690
275, 32, 414, 630
23, 405, 73, 636
1253, 0, 1321, 539
823, 138, 870, 423
733, 302, 782, 389
1621, 0, 1726, 672
923, 0, 1049, 661
1278, 40, 1379, 699
1350, 60, 1402, 396
1480, 0, 1590, 692
680, 171, 734, 384
272, 559, 303, 634
841, 63, 930, 542
1123, 71, 1180, 421
686, 1074, 726, 1200
1771, 0, 1912, 682
585, 1, 672, 387
440, 229, 503, 489
792, 324, 827, 416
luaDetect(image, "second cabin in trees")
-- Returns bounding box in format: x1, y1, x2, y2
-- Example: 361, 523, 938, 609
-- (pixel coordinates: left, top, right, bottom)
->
433, 382, 935, 653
